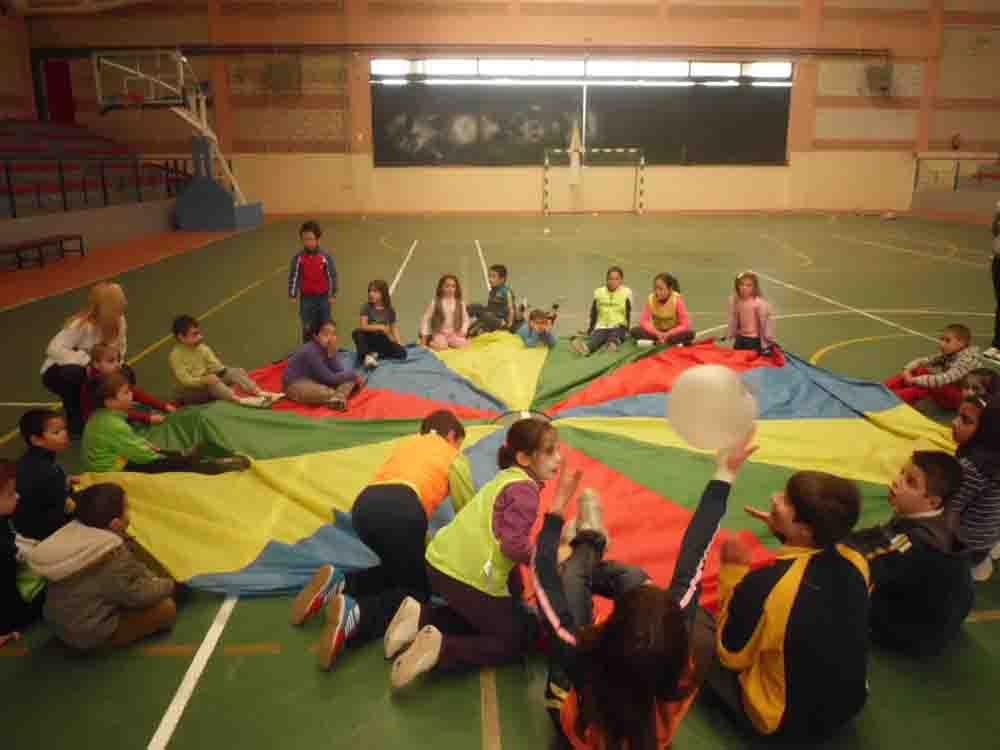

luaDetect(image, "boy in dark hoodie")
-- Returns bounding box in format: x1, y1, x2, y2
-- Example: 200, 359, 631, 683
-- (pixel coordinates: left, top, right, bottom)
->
845, 450, 972, 657
13, 409, 74, 541
25, 482, 176, 650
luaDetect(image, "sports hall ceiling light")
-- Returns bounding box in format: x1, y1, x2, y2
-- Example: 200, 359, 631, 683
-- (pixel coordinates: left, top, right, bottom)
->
702, 80, 740, 87
752, 81, 793, 87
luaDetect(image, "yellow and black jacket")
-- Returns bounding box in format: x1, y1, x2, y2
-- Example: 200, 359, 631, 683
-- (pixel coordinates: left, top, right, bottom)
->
716, 544, 870, 739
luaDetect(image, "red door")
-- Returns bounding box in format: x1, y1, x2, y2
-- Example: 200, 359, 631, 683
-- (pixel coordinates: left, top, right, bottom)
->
44, 59, 76, 124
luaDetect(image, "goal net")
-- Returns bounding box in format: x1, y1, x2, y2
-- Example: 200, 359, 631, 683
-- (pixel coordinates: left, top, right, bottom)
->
542, 147, 645, 215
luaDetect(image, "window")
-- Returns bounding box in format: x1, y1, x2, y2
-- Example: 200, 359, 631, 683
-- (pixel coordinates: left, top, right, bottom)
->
586, 60, 638, 77
478, 59, 534, 76
531, 59, 585, 77
423, 59, 478, 76
638, 60, 690, 78
370, 59, 411, 76
743, 61, 792, 79
690, 62, 741, 78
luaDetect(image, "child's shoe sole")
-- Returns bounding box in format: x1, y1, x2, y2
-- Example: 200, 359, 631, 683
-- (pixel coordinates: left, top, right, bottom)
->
290, 565, 337, 626
390, 625, 442, 690
317, 595, 349, 671
384, 596, 422, 659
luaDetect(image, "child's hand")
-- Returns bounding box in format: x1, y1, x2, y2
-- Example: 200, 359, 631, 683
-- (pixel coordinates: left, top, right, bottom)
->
745, 504, 779, 536
204, 374, 221, 386
165, 403, 177, 413
551, 468, 583, 516
149, 414, 166, 425
329, 295, 337, 303
716, 426, 758, 476
721, 538, 752, 566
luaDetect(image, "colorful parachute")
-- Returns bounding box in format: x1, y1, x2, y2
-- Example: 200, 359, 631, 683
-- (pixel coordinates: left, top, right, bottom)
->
77, 333, 953, 607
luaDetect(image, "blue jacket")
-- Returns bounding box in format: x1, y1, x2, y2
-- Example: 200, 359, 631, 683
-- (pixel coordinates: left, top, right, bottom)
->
288, 249, 337, 298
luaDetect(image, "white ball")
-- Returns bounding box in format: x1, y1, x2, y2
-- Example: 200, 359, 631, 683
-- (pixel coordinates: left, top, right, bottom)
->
667, 365, 758, 451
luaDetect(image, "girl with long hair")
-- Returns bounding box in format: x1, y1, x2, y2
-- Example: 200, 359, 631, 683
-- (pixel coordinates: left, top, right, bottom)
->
419, 274, 469, 351
951, 394, 1000, 580
352, 279, 407, 369
40, 282, 129, 435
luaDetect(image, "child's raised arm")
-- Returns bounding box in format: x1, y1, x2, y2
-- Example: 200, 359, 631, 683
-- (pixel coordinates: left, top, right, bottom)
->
667, 430, 757, 619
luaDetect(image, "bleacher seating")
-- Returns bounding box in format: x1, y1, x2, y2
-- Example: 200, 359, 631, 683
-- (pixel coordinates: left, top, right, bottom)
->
0, 119, 189, 219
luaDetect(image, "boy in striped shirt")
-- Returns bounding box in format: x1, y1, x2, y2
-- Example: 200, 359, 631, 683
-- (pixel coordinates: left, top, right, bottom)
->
885, 323, 980, 410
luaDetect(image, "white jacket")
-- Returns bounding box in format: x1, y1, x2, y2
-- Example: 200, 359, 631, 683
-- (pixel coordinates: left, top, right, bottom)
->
40, 316, 127, 374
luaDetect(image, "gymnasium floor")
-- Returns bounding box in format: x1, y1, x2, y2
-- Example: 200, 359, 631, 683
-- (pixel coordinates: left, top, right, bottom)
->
2, 213, 1000, 749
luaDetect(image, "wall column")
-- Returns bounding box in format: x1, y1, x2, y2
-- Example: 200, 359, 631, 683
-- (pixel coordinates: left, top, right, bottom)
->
917, 0, 944, 152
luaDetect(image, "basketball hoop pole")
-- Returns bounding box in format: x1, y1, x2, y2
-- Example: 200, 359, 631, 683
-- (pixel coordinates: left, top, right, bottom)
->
94, 50, 247, 206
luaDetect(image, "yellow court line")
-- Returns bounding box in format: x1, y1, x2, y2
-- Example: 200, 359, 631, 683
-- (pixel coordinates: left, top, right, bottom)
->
809, 334, 914, 367
480, 668, 502, 750
0, 264, 287, 449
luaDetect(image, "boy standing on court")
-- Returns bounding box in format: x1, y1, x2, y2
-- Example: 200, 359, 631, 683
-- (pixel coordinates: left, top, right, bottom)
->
289, 220, 338, 343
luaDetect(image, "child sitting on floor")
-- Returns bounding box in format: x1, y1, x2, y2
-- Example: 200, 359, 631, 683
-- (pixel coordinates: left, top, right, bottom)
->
420, 274, 470, 351
13, 409, 74, 542
573, 266, 632, 356
468, 264, 517, 337
962, 367, 999, 401
535, 431, 756, 750
631, 272, 695, 347
283, 320, 362, 411
168, 315, 278, 408
352, 279, 407, 370
2, 461, 45, 647
885, 324, 980, 410
726, 271, 775, 355
517, 308, 558, 349
702, 470, 869, 741
386, 417, 563, 690
950, 394, 1000, 581
845, 450, 971, 656
290, 410, 465, 671
25, 482, 176, 651
81, 343, 174, 425
82, 373, 250, 475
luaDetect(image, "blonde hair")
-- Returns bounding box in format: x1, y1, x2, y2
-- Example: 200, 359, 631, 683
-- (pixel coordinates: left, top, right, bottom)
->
734, 271, 761, 298
66, 282, 126, 344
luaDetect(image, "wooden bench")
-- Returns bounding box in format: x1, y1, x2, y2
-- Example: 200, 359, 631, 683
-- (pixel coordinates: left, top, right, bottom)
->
0, 234, 86, 269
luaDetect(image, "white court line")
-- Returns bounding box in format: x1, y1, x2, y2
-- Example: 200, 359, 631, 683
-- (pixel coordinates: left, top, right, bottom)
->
388, 240, 419, 296
833, 234, 986, 269
752, 272, 939, 343
474, 239, 490, 292
147, 595, 238, 750
0, 402, 60, 408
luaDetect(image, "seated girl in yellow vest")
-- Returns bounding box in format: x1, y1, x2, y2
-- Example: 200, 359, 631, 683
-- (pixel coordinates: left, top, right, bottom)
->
289, 410, 466, 671
573, 267, 633, 355
385, 417, 582, 690
631, 272, 696, 347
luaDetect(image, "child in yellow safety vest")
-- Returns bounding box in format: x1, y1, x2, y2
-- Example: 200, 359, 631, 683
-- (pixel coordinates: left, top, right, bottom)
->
386, 417, 582, 690
631, 272, 695, 348
573, 267, 633, 356
289, 410, 467, 672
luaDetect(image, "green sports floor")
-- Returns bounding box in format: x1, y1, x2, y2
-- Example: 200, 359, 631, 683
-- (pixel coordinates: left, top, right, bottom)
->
2, 213, 1000, 749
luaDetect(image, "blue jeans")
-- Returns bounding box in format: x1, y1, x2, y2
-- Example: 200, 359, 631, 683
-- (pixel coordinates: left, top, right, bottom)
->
299, 294, 331, 342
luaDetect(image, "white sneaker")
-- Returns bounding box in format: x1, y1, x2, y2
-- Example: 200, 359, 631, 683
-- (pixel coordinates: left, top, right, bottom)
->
983, 347, 1000, 363
972, 556, 994, 582
990, 541, 1000, 561
384, 596, 422, 659
264, 391, 285, 401
391, 625, 442, 690
364, 353, 378, 369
